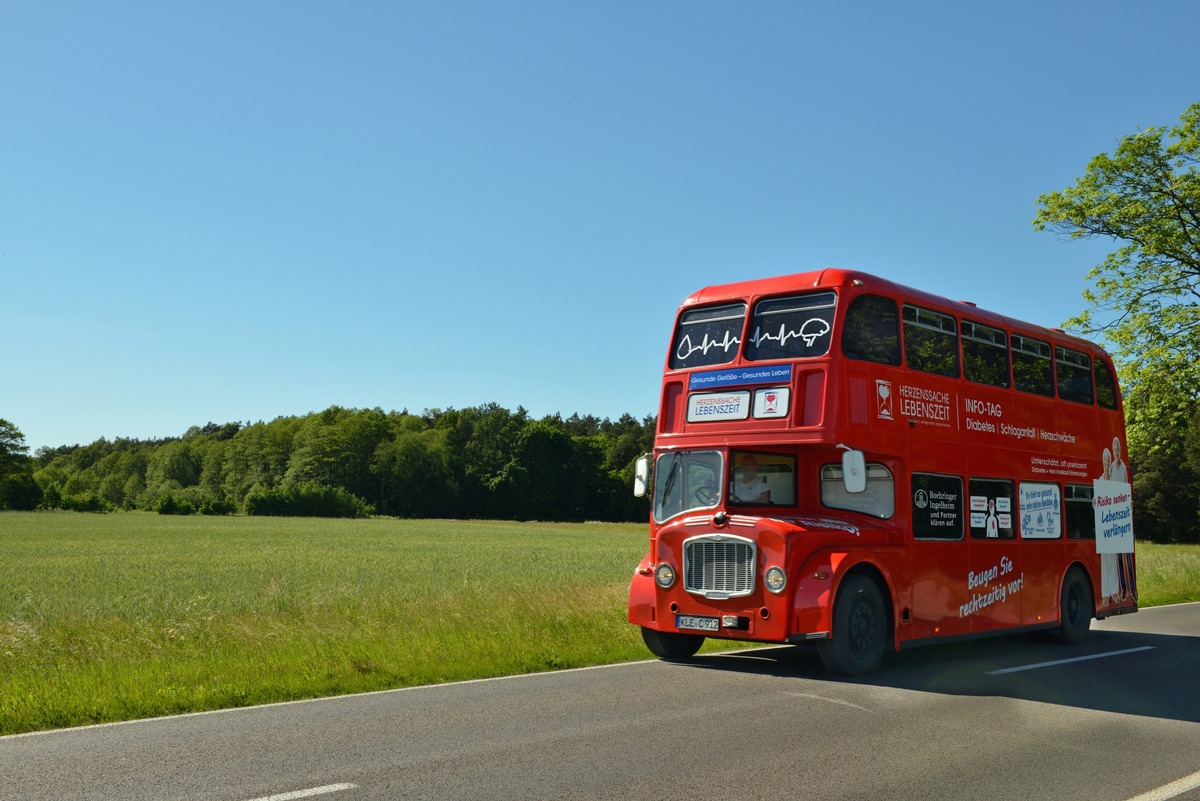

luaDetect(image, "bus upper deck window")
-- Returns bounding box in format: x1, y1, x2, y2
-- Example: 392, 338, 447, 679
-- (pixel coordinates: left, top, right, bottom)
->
842, 294, 900, 365
962, 320, 1009, 388
1095, 359, 1119, 410
745, 292, 836, 361
903, 305, 959, 378
1056, 346, 1094, 405
1012, 335, 1054, 396
669, 302, 747, 370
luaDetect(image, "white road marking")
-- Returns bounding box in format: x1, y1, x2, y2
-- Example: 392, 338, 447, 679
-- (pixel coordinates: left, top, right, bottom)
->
245, 783, 357, 801
1123, 768, 1200, 801
986, 646, 1155, 675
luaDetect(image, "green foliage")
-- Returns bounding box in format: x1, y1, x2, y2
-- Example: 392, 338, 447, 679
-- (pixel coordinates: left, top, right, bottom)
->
21, 405, 655, 522
58, 491, 112, 513
154, 493, 195, 516
1034, 102, 1200, 543
244, 482, 373, 518
0, 513, 653, 734
0, 472, 40, 511
1034, 102, 1200, 454
1136, 541, 1200, 606
0, 419, 28, 471
0, 419, 40, 511
198, 498, 237, 516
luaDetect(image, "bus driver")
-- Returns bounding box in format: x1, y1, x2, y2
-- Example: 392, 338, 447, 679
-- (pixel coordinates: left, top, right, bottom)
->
731, 454, 771, 503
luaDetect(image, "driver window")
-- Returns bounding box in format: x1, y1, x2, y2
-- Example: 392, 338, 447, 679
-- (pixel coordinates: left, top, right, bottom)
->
729, 452, 796, 506
685, 462, 718, 507
653, 450, 723, 523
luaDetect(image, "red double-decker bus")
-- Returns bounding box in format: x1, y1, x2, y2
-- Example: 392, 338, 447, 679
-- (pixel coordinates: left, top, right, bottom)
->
628, 269, 1137, 675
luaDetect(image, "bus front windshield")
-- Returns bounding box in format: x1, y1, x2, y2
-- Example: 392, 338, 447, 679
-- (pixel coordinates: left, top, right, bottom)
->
653, 450, 723, 522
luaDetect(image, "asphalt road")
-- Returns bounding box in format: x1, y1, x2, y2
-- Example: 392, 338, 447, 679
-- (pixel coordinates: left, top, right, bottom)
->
2, 603, 1198, 801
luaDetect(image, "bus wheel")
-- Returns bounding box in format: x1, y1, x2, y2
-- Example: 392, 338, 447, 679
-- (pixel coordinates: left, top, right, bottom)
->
1056, 568, 1093, 644
641, 627, 704, 660
818, 574, 886, 676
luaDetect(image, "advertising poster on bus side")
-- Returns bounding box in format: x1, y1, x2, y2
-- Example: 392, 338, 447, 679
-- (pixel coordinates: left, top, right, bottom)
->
1094, 479, 1134, 554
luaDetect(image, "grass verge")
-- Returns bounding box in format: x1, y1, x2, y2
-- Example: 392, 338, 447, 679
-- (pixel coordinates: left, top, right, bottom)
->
2, 512, 1196, 735
0, 512, 655, 735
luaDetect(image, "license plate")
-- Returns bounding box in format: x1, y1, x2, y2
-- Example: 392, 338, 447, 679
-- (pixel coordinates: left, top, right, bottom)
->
676, 614, 720, 632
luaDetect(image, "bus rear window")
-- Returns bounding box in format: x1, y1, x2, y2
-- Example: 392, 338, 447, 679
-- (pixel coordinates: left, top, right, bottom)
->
744, 292, 836, 361
1095, 359, 1119, 410
1065, 484, 1096, 540
670, 302, 746, 370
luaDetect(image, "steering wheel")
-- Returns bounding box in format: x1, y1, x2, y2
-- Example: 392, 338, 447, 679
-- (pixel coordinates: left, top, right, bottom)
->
693, 483, 717, 504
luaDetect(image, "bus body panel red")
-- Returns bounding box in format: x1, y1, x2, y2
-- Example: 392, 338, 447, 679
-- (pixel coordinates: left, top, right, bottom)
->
627, 559, 656, 628
789, 547, 905, 642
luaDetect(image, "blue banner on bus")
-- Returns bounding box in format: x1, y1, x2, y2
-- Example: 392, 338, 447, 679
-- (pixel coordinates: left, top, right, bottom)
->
689, 364, 793, 390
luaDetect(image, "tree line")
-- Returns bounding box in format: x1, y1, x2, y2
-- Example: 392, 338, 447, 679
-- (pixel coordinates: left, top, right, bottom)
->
0, 405, 655, 522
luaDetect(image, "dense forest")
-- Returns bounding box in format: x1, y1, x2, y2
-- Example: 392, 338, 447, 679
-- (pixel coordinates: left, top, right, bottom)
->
0, 406, 655, 522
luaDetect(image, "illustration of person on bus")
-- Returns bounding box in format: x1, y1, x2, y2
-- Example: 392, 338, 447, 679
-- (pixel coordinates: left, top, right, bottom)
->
1097, 437, 1136, 606
1098, 446, 1119, 605
1110, 436, 1128, 483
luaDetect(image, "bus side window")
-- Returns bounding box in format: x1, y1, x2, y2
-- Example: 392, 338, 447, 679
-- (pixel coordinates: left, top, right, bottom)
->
1065, 484, 1096, 540
962, 320, 1010, 388
1012, 335, 1054, 397
911, 473, 964, 539
903, 305, 959, 378
842, 294, 901, 365
1018, 482, 1062, 539
969, 478, 1015, 539
1056, 346, 1094, 405
820, 463, 894, 518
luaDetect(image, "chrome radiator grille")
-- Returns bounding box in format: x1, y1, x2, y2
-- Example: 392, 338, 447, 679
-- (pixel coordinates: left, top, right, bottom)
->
684, 536, 755, 598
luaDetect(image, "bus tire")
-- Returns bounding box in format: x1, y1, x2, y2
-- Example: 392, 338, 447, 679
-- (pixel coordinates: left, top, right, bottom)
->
818, 574, 887, 676
641, 627, 704, 660
1056, 568, 1093, 644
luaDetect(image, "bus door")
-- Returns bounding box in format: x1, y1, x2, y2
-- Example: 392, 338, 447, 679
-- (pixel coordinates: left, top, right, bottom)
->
965, 479, 1021, 632
908, 473, 971, 640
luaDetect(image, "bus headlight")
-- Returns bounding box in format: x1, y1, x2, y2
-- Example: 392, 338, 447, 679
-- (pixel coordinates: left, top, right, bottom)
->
765, 566, 787, 594
655, 563, 677, 589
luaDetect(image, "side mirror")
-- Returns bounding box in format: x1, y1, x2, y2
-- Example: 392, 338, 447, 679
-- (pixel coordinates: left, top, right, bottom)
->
839, 445, 866, 494
633, 455, 651, 498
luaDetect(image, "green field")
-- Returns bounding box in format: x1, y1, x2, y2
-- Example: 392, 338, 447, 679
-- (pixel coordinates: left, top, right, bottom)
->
2, 511, 1198, 736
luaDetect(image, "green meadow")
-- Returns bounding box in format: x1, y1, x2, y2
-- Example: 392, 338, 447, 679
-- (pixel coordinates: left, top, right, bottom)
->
2, 512, 1197, 736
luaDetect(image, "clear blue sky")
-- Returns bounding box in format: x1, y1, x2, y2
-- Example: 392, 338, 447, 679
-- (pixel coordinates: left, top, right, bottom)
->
3, 1, 1198, 452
